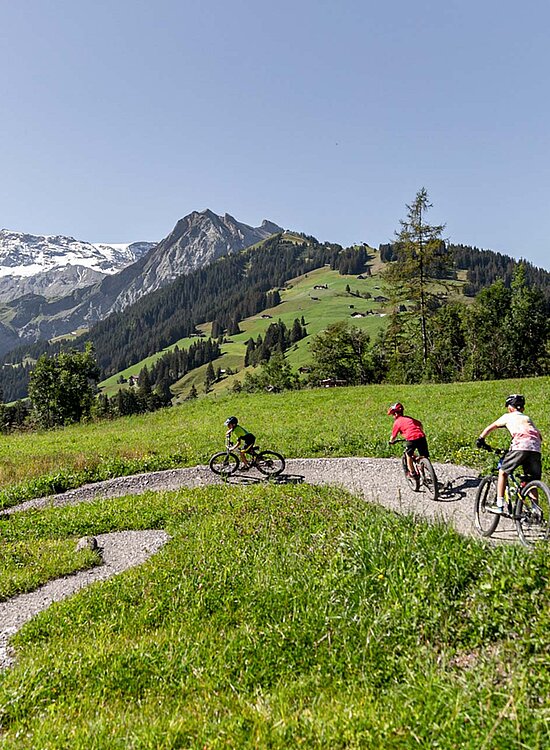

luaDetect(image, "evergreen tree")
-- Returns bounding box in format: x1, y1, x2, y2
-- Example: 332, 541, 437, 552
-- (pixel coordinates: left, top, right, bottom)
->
462, 280, 511, 380
137, 366, 153, 402
502, 264, 550, 376
228, 318, 241, 336
383, 188, 450, 365
204, 361, 216, 392
185, 384, 198, 400
423, 303, 468, 382
115, 388, 140, 416
244, 338, 256, 367
291, 317, 304, 343
211, 319, 223, 338
155, 377, 173, 406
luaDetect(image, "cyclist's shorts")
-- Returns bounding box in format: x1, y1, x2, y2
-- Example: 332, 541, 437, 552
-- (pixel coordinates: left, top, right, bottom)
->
405, 436, 430, 458
241, 433, 255, 450
499, 450, 541, 480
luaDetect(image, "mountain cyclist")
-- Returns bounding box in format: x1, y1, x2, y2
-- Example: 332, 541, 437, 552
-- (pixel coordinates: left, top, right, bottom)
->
476, 394, 542, 514
387, 402, 430, 477
224, 416, 256, 470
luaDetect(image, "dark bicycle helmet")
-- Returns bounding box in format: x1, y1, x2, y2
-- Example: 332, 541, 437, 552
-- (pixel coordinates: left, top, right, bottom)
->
224, 416, 238, 426
505, 394, 525, 410
387, 402, 404, 416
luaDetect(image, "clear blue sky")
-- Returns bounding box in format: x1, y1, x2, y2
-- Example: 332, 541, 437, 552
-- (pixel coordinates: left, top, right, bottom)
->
1, 0, 549, 269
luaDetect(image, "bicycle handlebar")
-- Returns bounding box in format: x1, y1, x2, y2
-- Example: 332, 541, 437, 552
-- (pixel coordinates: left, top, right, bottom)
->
476, 441, 507, 456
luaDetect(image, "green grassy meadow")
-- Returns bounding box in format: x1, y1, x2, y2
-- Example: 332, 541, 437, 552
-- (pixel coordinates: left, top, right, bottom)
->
0, 376, 548, 509
0, 484, 549, 748
0, 378, 549, 747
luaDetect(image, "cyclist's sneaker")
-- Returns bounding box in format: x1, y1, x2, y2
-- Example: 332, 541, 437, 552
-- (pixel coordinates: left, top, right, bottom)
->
487, 500, 504, 514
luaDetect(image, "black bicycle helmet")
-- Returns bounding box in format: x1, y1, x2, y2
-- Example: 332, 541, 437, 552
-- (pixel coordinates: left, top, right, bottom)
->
224, 416, 238, 426
505, 394, 525, 410
387, 402, 404, 416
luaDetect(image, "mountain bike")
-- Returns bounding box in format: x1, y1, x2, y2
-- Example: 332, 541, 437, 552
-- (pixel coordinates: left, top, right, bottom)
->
209, 438, 285, 477
391, 439, 439, 500
474, 443, 550, 548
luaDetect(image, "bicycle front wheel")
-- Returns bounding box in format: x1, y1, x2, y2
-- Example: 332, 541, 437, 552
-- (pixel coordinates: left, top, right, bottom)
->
255, 450, 285, 476
419, 457, 439, 500
402, 454, 420, 491
209, 451, 239, 476
515, 480, 550, 548
474, 475, 501, 536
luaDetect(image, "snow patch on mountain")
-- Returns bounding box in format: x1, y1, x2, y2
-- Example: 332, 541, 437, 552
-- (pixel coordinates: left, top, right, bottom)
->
0, 231, 156, 301
0, 231, 155, 278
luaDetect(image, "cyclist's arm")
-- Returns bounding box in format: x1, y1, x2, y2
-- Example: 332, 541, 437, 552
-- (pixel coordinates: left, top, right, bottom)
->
389, 422, 401, 443
479, 420, 504, 440
225, 429, 238, 450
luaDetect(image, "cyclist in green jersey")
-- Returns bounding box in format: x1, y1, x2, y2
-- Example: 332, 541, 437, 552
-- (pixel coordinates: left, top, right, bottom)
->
224, 416, 256, 470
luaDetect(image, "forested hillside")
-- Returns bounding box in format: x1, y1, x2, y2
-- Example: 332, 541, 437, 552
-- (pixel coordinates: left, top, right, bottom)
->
0, 234, 342, 400
1, 230, 549, 405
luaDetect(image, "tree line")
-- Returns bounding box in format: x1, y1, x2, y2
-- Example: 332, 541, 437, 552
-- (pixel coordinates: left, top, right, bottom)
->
244, 318, 307, 367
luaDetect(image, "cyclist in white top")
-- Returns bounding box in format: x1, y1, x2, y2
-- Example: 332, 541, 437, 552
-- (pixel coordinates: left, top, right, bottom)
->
476, 394, 542, 513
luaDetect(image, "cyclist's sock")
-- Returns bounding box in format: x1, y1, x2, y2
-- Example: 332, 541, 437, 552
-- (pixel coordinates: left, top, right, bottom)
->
497, 497, 505, 508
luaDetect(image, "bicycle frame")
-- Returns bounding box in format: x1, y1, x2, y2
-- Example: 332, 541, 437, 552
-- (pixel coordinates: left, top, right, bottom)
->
481, 447, 526, 518
474, 443, 549, 547
209, 441, 285, 478
390, 439, 438, 499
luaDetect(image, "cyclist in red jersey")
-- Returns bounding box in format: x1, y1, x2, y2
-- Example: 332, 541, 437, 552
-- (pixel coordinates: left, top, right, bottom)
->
387, 402, 430, 476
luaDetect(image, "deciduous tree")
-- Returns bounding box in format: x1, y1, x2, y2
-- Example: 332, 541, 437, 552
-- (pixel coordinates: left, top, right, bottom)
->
28, 343, 100, 428
310, 321, 374, 385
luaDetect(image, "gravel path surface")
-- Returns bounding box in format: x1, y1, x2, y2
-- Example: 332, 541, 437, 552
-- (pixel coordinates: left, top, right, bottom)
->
0, 530, 170, 670
1, 457, 518, 670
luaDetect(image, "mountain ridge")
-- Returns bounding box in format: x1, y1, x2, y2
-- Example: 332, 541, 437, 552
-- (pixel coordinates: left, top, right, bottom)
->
0, 211, 283, 354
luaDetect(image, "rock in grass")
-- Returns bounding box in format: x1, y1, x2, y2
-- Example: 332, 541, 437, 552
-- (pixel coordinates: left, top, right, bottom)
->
76, 536, 99, 552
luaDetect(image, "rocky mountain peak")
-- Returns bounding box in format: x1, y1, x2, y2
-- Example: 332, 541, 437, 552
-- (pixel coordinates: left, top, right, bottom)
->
110, 210, 284, 311
0, 210, 285, 355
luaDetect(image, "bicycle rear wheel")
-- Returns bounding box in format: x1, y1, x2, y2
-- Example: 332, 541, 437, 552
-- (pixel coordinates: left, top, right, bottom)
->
474, 475, 501, 536
209, 451, 239, 476
255, 450, 285, 476
515, 480, 550, 548
419, 457, 439, 500
402, 454, 420, 491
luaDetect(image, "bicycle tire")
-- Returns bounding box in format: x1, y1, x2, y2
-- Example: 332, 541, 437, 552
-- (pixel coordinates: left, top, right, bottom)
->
255, 450, 285, 477
474, 475, 501, 536
402, 454, 420, 491
515, 479, 550, 548
419, 457, 439, 500
209, 451, 239, 476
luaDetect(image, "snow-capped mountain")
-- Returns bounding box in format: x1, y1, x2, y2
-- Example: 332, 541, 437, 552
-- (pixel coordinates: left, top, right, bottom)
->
0, 230, 155, 301
0, 211, 283, 355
